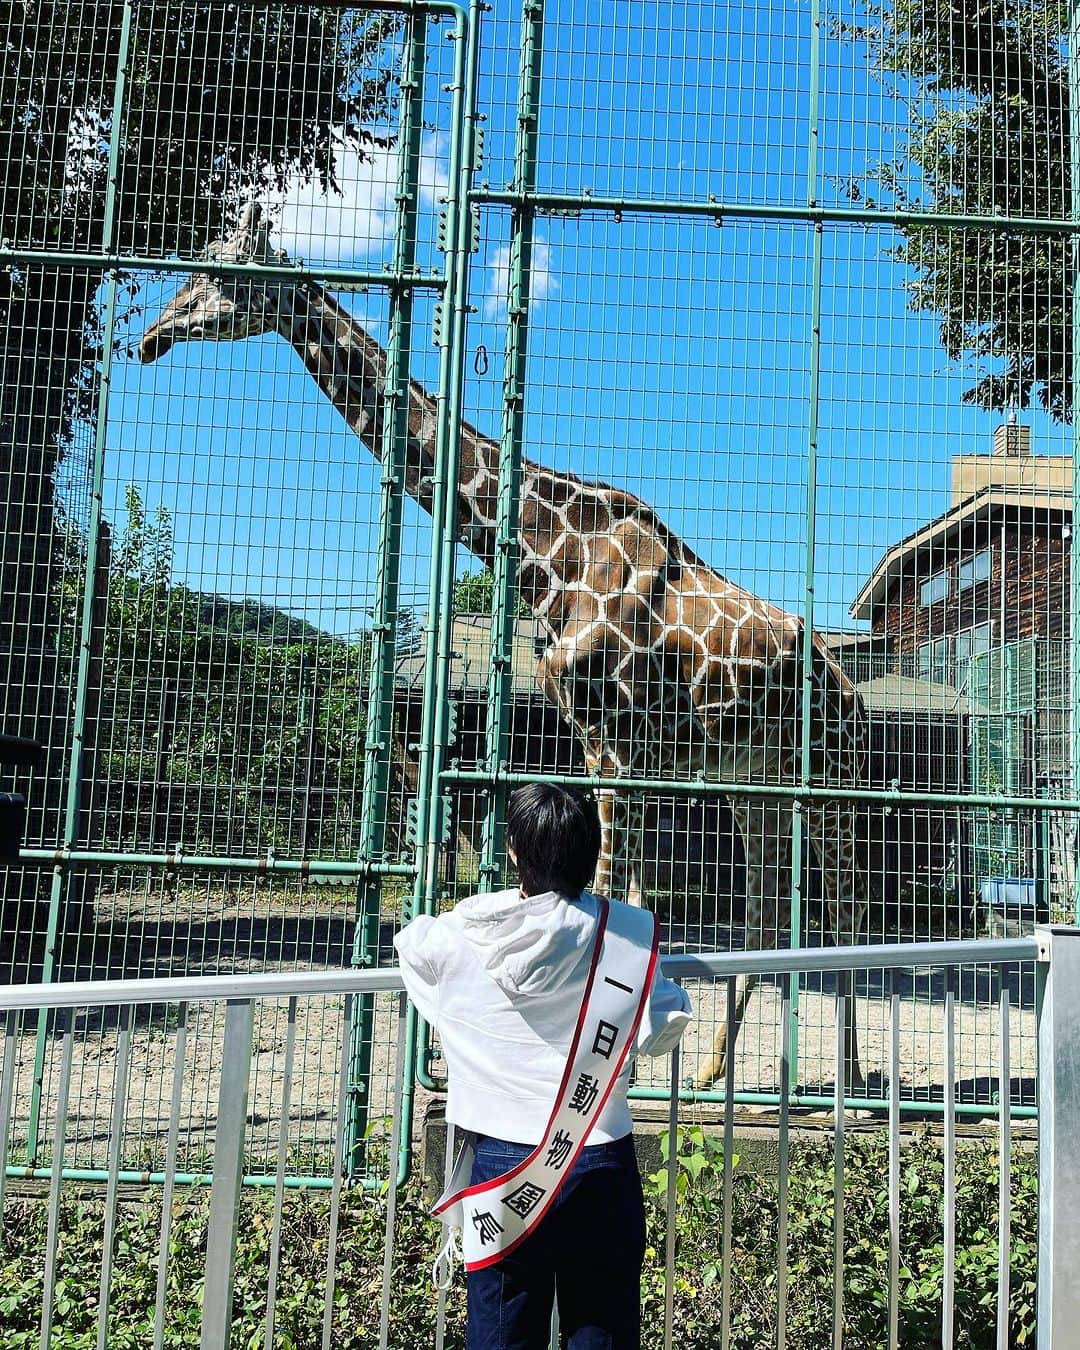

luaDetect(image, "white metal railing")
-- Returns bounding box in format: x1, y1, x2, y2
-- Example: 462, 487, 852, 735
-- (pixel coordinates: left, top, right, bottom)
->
0, 932, 1076, 1349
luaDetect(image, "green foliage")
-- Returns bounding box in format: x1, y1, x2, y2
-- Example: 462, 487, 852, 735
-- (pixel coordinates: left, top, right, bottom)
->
452, 568, 496, 616
642, 1131, 1038, 1350
452, 567, 531, 618
1, 2, 405, 906
845, 0, 1071, 419
648, 1123, 733, 1206
3, 2, 404, 377
0, 1135, 1039, 1349
72, 486, 379, 858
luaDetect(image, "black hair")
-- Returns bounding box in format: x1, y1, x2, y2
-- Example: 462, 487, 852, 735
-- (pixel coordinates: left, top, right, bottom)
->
506, 783, 602, 898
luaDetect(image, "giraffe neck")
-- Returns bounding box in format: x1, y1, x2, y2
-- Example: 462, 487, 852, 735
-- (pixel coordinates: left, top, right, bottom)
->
271, 282, 504, 565
267, 281, 627, 625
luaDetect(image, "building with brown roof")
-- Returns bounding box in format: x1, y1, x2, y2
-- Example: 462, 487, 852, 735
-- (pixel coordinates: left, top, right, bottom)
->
850, 418, 1072, 925
851, 419, 1069, 695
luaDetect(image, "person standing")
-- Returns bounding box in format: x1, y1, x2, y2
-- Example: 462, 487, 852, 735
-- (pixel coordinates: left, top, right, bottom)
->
395, 782, 692, 1349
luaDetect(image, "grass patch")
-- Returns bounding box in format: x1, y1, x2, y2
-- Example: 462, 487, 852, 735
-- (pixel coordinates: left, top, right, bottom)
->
0, 1133, 1036, 1348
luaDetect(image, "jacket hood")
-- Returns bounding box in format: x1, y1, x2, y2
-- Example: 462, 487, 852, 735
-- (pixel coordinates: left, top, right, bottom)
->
454, 888, 598, 997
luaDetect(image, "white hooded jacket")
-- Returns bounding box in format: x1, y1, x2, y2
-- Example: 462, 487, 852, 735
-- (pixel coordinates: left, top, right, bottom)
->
394, 888, 693, 1146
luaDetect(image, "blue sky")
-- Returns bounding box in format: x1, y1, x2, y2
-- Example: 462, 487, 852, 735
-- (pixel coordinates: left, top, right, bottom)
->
98, 0, 1067, 639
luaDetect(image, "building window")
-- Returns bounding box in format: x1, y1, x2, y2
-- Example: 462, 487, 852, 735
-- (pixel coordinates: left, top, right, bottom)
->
931, 636, 952, 685
970, 621, 992, 655
954, 630, 971, 681
918, 635, 954, 684
919, 570, 949, 607
957, 548, 991, 592
954, 621, 993, 691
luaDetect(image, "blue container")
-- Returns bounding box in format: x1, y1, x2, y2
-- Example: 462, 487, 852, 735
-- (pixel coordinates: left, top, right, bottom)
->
979, 878, 1037, 909
979, 877, 1039, 936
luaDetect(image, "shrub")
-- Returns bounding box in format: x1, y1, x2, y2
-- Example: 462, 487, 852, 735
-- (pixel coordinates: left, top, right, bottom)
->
0, 1131, 1036, 1348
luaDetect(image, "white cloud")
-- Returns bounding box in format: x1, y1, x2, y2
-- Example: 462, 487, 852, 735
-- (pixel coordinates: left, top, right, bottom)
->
484, 238, 559, 319
270, 132, 448, 267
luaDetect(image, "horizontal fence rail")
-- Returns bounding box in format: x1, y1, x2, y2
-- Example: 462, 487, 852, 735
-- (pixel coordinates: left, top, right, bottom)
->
0, 932, 1074, 1349
0, 937, 1040, 1010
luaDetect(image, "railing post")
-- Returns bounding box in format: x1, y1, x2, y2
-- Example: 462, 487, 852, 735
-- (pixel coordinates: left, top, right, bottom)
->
1035, 925, 1080, 1347
201, 998, 254, 1350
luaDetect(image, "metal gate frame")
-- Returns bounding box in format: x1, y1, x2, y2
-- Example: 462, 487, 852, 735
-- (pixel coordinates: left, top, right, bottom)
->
1, 0, 484, 1187
6, 0, 1080, 1186
413, 0, 1080, 1123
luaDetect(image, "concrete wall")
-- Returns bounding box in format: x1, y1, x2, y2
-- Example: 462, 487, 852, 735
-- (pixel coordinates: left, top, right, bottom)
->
950, 453, 1072, 506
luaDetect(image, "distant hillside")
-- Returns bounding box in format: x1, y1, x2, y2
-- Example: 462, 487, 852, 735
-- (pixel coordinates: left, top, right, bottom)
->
191, 593, 330, 645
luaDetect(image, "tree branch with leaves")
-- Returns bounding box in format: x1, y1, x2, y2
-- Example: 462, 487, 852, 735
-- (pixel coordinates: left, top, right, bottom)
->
843, 0, 1072, 418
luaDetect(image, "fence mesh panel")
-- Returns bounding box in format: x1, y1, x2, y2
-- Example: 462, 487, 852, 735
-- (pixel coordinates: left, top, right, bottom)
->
0, 0, 1073, 1180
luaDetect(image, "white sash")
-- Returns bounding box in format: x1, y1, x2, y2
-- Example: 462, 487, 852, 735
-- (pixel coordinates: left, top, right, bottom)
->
432, 898, 659, 1273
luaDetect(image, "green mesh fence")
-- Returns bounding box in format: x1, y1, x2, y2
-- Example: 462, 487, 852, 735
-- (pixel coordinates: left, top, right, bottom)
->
1, 0, 1076, 1182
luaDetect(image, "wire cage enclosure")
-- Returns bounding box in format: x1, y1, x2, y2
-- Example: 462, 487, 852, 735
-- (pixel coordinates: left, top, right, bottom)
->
1, 0, 1076, 1183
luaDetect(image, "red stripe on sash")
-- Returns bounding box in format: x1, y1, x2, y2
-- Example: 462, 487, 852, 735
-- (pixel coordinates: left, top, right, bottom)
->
432, 900, 610, 1215
454, 905, 662, 1272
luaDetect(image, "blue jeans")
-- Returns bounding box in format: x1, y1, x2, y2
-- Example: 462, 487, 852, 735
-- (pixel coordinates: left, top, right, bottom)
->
465, 1133, 646, 1350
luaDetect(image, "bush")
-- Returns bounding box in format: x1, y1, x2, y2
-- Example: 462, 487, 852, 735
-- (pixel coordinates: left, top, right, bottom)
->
0, 1132, 1036, 1348
643, 1127, 1036, 1349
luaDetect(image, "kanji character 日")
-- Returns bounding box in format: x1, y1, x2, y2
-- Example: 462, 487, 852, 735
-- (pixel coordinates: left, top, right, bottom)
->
591, 1019, 619, 1059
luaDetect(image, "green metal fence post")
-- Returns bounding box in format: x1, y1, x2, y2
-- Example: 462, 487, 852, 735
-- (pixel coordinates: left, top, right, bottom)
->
404, 0, 481, 1101
788, 0, 827, 1093
344, 4, 430, 1180
479, 0, 546, 886
1068, 0, 1080, 922
427, 0, 485, 908
27, 0, 135, 1164
1070, 0, 1080, 915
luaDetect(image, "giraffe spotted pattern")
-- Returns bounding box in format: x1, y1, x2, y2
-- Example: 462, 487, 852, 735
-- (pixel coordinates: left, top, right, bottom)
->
139, 204, 869, 1089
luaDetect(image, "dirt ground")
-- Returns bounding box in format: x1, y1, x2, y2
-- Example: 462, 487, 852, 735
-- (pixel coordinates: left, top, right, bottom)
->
1, 885, 1037, 1180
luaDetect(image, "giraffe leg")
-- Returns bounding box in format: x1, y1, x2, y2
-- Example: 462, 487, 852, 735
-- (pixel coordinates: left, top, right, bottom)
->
693, 966, 760, 1092
593, 783, 641, 901
587, 738, 647, 906
806, 799, 868, 1095
621, 787, 647, 906
694, 798, 790, 1090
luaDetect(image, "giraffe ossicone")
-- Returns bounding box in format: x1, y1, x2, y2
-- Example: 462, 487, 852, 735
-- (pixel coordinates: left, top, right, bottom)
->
139, 204, 871, 1093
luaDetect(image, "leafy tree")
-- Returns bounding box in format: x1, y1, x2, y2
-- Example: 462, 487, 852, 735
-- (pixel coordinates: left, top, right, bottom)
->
453, 566, 530, 617
87, 486, 372, 858
452, 567, 497, 616
846, 0, 1071, 418
1, 3, 402, 939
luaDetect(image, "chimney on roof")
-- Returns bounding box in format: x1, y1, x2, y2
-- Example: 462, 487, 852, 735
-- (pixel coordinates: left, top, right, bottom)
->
993, 409, 1030, 457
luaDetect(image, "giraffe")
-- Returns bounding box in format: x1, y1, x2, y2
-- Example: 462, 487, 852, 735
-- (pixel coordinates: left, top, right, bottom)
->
138, 203, 870, 1091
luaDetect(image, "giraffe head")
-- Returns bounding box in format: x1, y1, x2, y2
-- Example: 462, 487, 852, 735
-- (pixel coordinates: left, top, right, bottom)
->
139, 203, 291, 363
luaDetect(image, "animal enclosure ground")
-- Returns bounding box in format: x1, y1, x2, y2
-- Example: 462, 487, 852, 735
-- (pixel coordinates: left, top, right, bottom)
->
2, 883, 1036, 1180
